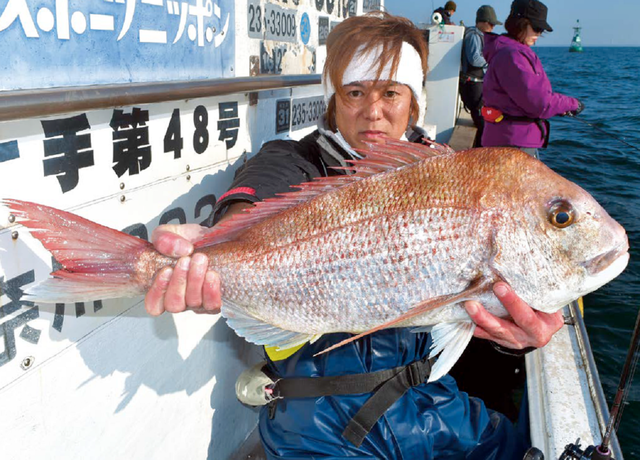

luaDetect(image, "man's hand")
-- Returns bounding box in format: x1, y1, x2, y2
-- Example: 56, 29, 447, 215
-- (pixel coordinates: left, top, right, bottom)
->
145, 224, 222, 317
144, 202, 254, 317
464, 282, 564, 350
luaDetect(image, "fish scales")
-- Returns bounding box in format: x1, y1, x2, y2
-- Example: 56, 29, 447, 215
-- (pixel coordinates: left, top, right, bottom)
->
207, 153, 502, 334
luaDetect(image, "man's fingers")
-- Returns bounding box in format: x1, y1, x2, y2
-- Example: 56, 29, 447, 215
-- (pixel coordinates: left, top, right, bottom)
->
163, 257, 190, 313
145, 267, 173, 316
465, 283, 566, 350
493, 283, 532, 320
185, 253, 208, 308
472, 325, 493, 341
202, 271, 222, 313
153, 231, 194, 258
151, 224, 208, 257
465, 300, 501, 330
465, 300, 521, 347
538, 310, 565, 338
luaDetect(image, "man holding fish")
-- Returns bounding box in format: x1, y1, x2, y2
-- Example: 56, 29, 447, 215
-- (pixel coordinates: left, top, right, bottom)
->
9, 9, 628, 458
143, 12, 564, 459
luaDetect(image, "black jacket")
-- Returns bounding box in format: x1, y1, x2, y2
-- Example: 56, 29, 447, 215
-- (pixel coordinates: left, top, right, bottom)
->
206, 130, 356, 226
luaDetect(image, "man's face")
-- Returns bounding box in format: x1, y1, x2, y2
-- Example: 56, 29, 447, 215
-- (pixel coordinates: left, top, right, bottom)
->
478, 21, 495, 33
334, 81, 413, 150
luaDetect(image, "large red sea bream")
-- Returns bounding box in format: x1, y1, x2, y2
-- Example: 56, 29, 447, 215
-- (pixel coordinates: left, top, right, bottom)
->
3, 139, 629, 381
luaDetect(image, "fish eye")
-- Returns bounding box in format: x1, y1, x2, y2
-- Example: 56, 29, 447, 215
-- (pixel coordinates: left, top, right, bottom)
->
548, 201, 575, 228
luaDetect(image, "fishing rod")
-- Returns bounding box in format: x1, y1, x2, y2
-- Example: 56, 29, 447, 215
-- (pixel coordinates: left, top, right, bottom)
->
556, 304, 640, 460
568, 115, 640, 153
596, 304, 640, 458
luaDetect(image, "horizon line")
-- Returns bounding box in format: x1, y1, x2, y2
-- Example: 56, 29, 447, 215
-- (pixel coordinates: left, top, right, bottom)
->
536, 44, 640, 47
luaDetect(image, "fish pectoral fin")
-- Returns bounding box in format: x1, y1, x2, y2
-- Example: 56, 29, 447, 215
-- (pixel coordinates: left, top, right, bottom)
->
221, 299, 320, 350
427, 321, 476, 383
313, 277, 493, 358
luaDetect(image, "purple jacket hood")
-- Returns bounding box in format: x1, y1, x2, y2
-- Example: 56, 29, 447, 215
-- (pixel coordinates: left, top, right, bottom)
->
481, 33, 579, 148
483, 32, 508, 64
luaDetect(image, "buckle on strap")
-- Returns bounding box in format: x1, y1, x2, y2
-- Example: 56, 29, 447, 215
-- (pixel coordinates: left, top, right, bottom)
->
407, 357, 432, 387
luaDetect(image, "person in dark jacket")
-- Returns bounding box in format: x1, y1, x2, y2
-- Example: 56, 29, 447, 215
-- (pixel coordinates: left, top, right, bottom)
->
481, 0, 584, 158
144, 12, 564, 459
433, 1, 456, 25
460, 5, 502, 147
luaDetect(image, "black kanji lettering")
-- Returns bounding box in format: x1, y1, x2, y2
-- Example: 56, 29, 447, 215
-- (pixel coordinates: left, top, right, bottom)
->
53, 303, 64, 333
0, 307, 39, 367
111, 108, 152, 177
0, 140, 20, 163
0, 271, 35, 318
52, 300, 104, 333
41, 114, 95, 193
0, 270, 40, 367
218, 102, 240, 149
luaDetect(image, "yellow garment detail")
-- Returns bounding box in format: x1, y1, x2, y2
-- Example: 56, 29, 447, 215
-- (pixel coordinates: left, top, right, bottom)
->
265, 343, 305, 361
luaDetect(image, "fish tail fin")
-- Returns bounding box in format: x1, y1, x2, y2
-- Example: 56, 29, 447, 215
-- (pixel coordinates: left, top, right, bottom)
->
4, 199, 155, 303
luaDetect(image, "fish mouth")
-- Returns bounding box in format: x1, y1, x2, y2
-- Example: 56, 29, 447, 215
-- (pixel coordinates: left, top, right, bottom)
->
583, 238, 630, 276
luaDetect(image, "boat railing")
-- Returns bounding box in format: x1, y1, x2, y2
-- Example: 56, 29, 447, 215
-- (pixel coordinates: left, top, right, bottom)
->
0, 74, 322, 123
569, 300, 624, 459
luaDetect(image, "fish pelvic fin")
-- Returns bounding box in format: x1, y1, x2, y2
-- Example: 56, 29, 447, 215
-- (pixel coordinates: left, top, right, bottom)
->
221, 298, 321, 350
313, 277, 493, 358
427, 321, 476, 383
194, 138, 452, 249
4, 199, 153, 303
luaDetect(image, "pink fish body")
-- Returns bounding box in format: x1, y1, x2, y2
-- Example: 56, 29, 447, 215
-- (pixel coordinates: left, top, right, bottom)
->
4, 140, 629, 381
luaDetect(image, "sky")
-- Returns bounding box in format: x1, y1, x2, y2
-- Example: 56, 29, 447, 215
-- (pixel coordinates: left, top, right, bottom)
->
384, 0, 639, 47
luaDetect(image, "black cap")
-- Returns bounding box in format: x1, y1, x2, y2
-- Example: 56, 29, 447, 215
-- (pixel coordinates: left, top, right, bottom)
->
476, 5, 502, 26
510, 0, 553, 32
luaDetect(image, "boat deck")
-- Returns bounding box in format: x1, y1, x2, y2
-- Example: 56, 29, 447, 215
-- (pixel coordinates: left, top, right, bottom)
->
448, 108, 476, 151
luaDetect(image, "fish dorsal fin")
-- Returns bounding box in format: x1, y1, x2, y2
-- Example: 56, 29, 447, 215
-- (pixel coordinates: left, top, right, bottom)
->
352, 137, 454, 168
193, 175, 358, 248
194, 138, 452, 248
313, 277, 493, 358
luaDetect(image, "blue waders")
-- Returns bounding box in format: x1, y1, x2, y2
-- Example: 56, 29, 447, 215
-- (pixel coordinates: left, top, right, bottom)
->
258, 329, 528, 459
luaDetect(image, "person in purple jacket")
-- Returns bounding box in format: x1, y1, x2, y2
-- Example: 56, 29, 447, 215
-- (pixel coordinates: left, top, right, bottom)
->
481, 0, 584, 158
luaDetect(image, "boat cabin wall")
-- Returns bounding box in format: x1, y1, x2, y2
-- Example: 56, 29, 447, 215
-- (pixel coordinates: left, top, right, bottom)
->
0, 1, 386, 459
422, 24, 464, 143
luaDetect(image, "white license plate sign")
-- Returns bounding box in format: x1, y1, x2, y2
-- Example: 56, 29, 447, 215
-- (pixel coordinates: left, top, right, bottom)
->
291, 96, 326, 130
264, 3, 298, 43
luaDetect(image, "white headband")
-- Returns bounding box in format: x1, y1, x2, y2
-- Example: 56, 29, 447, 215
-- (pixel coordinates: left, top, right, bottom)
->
323, 41, 426, 123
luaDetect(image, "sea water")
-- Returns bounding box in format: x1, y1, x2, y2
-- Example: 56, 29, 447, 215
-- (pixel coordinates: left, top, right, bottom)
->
536, 46, 640, 457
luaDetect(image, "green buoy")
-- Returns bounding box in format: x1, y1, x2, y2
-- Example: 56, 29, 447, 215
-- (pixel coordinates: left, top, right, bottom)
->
570, 20, 583, 52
